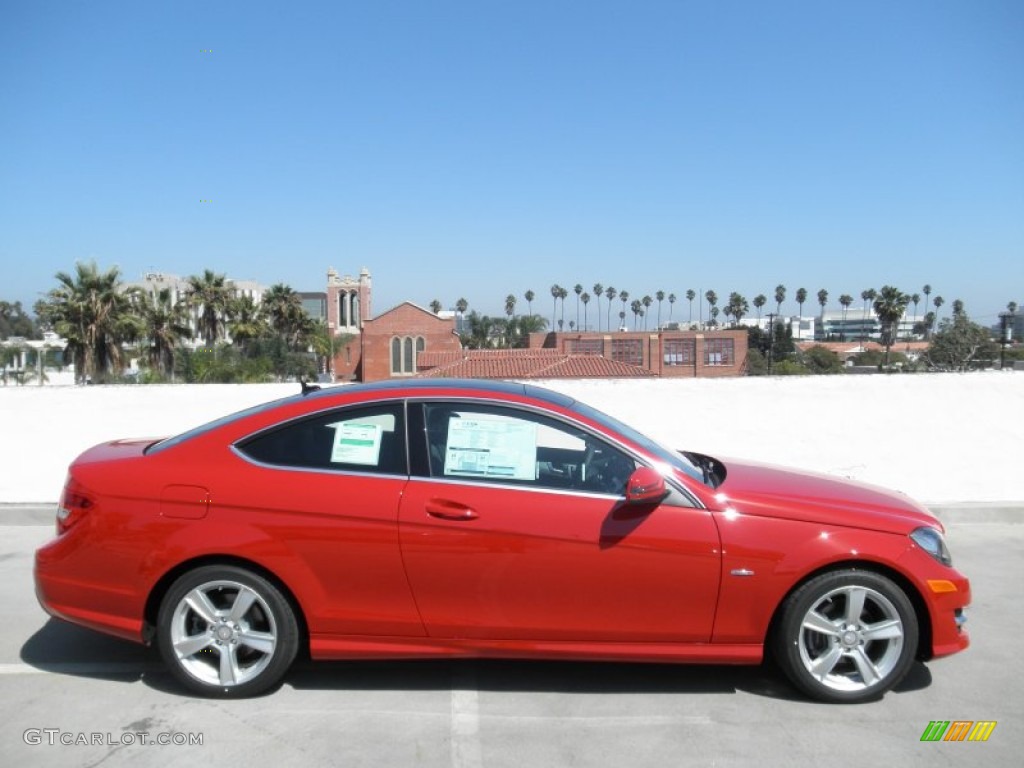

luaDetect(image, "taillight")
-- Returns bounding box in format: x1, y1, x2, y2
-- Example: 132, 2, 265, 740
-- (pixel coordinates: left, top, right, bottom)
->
56, 477, 94, 535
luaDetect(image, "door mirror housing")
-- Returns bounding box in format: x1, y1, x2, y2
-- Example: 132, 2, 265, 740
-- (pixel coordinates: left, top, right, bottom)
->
625, 467, 667, 504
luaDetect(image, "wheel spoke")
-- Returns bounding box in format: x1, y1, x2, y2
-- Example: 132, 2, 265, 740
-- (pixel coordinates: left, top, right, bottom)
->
184, 588, 221, 625
844, 587, 867, 624
226, 588, 257, 623
851, 647, 881, 684
174, 633, 214, 658
862, 619, 902, 642
237, 629, 276, 655
802, 610, 841, 637
808, 645, 844, 679
218, 644, 240, 686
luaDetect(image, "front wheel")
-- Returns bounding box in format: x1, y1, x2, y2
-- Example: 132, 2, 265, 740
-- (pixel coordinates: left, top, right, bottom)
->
774, 570, 918, 703
157, 565, 299, 697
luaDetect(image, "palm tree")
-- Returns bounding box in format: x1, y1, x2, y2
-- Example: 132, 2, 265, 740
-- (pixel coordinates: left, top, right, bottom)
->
860, 289, 877, 341
641, 295, 653, 329
910, 293, 921, 325
774, 285, 786, 316
605, 286, 617, 331
952, 299, 964, 317
704, 290, 717, 328
618, 290, 630, 328
523, 290, 534, 317
686, 289, 696, 324
41, 261, 138, 383
263, 283, 309, 349
136, 287, 191, 379
504, 294, 517, 320
630, 299, 642, 329
573, 284, 583, 329
668, 292, 677, 323
592, 283, 604, 331
456, 297, 468, 315
580, 291, 590, 330
429, 299, 442, 314
550, 284, 561, 330
873, 285, 910, 365
727, 292, 749, 326
922, 284, 932, 315
655, 290, 665, 329
932, 295, 945, 330
558, 286, 569, 330
839, 294, 853, 340
227, 294, 268, 353
753, 294, 767, 321
795, 288, 808, 338
186, 270, 233, 346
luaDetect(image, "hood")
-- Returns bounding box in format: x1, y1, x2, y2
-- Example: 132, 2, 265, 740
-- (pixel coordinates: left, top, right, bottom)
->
707, 457, 940, 535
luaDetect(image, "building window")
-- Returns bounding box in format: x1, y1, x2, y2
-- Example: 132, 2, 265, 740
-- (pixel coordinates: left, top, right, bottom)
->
569, 338, 604, 355
663, 339, 695, 366
391, 336, 426, 376
610, 339, 642, 367
704, 339, 735, 366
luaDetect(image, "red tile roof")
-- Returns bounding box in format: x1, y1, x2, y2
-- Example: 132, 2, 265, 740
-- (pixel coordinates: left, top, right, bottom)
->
416, 348, 654, 379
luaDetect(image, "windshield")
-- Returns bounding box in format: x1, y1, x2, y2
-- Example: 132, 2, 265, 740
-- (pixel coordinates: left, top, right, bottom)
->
569, 401, 709, 485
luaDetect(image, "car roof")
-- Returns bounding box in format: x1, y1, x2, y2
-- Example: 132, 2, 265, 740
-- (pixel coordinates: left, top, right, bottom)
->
303, 378, 578, 409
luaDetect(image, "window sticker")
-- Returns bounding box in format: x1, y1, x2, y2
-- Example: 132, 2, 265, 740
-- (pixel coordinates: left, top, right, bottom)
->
444, 417, 537, 480
329, 421, 383, 466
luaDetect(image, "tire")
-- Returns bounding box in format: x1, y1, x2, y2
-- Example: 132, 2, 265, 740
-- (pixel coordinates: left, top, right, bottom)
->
157, 565, 299, 698
774, 569, 918, 703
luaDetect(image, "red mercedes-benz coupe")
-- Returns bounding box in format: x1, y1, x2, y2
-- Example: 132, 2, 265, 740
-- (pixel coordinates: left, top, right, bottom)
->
35, 379, 969, 701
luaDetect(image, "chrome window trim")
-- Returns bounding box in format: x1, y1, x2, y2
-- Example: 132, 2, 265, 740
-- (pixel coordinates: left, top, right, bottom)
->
228, 444, 411, 482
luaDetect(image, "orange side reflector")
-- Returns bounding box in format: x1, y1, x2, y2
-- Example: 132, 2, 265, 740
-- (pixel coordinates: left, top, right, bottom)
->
927, 579, 958, 594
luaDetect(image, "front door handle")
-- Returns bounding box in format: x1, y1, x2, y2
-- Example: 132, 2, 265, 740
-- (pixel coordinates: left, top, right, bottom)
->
425, 498, 479, 521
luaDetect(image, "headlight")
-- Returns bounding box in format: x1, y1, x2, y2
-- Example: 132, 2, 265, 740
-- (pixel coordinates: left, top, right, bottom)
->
910, 527, 952, 566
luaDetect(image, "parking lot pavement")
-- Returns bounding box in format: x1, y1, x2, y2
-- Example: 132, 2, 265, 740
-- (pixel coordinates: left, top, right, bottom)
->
1, 519, 1020, 768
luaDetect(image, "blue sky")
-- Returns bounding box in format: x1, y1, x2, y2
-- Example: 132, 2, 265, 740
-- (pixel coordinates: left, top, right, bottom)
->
1, 0, 1021, 325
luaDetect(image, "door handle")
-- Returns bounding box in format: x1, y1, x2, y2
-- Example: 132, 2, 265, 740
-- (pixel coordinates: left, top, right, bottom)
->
425, 499, 479, 521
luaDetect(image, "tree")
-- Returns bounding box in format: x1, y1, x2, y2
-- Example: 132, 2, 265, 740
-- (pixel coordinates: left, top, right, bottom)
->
618, 291, 630, 328
910, 293, 921, 325
580, 291, 590, 330
872, 286, 910, 366
504, 294, 517, 320
263, 283, 310, 349
136, 287, 191, 379
573, 284, 583, 330
774, 284, 786, 315
668, 292, 676, 323
630, 299, 642, 329
802, 345, 844, 374
753, 294, 766, 322
592, 283, 604, 331
932, 296, 945, 334
605, 286, 617, 331
456, 297, 469, 315
523, 290, 534, 317
794, 288, 808, 339
558, 286, 568, 330
686, 289, 696, 324
0, 300, 39, 339
40, 261, 138, 383
727, 292, 749, 326
838, 294, 853, 341
860, 289, 877, 341
704, 290, 717, 327
642, 295, 653, 329
186, 270, 233, 346
550, 284, 561, 330
655, 290, 665, 329
429, 299, 443, 314
922, 284, 932, 316
817, 289, 828, 317
227, 294, 268, 353
924, 312, 998, 371
952, 299, 964, 317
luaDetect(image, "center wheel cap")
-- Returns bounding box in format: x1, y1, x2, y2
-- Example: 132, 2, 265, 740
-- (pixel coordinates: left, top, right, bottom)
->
841, 630, 858, 646
216, 625, 233, 642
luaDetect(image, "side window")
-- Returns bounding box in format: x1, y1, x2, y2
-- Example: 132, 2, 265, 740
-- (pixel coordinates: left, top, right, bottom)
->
238, 403, 406, 475
421, 403, 636, 495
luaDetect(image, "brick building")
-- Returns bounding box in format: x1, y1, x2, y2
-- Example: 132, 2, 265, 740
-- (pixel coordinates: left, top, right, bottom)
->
326, 266, 747, 381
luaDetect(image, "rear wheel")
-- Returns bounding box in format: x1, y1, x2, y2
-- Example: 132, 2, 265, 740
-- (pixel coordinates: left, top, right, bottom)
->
774, 570, 918, 703
157, 565, 299, 697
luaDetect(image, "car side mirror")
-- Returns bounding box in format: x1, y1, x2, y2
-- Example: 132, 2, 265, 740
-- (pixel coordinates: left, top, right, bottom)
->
625, 467, 667, 504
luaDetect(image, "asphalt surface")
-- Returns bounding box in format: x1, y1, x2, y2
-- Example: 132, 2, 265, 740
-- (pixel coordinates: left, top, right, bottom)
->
1, 508, 1021, 767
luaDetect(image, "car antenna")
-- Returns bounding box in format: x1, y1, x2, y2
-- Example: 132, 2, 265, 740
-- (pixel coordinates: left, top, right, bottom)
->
299, 378, 320, 396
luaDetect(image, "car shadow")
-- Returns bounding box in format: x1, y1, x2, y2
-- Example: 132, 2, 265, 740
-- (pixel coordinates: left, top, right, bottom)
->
20, 618, 931, 701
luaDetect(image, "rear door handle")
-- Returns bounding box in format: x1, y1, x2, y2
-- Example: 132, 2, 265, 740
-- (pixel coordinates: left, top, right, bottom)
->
425, 499, 479, 521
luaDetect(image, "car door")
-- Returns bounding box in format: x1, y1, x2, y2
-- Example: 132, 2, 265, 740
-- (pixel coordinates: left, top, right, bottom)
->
397, 400, 721, 642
